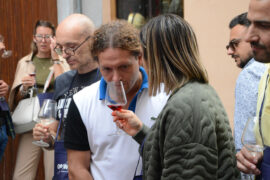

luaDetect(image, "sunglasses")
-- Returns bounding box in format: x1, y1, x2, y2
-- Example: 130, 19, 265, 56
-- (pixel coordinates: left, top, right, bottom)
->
226, 39, 241, 51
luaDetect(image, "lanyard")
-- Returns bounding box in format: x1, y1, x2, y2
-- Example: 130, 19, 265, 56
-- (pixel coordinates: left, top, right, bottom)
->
258, 74, 269, 147
133, 138, 146, 177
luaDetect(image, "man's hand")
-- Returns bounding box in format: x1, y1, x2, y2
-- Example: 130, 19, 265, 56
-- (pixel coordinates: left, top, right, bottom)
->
0, 80, 9, 96
33, 123, 51, 142
0, 42, 5, 51
236, 146, 262, 175
21, 75, 35, 90
50, 36, 60, 60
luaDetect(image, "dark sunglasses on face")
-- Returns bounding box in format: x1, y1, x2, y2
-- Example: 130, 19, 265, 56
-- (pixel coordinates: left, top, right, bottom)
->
226, 39, 241, 51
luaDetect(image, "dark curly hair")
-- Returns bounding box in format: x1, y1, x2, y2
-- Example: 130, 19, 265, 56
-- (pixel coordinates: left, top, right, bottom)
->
229, 12, 249, 29
91, 20, 141, 61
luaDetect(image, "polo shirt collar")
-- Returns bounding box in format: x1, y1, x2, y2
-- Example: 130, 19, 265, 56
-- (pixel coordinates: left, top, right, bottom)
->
99, 66, 148, 100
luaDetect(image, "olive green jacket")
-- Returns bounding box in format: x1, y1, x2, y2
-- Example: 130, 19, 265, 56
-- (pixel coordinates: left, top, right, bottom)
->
134, 82, 239, 180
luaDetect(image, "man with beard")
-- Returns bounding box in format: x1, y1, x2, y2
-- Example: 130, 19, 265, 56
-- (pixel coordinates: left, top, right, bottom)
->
227, 12, 265, 154
236, 1, 270, 179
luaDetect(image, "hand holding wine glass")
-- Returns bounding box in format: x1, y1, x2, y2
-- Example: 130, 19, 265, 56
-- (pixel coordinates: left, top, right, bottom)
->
0, 35, 12, 58
105, 81, 127, 135
112, 109, 143, 137
32, 99, 57, 147
241, 116, 265, 179
21, 61, 36, 95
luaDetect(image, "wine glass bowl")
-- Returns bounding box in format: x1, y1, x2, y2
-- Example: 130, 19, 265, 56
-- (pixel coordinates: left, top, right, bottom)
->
27, 61, 36, 76
241, 116, 265, 179
27, 61, 36, 95
0, 35, 12, 58
32, 99, 57, 147
105, 81, 127, 109
241, 117, 265, 153
1, 50, 12, 58
105, 81, 127, 135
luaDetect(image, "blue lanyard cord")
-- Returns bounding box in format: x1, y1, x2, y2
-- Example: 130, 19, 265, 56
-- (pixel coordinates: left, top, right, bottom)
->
133, 137, 146, 177
258, 74, 269, 147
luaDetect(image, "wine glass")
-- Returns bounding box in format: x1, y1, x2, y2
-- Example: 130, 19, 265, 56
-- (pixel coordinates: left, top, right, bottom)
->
241, 116, 265, 180
2, 50, 12, 58
105, 81, 127, 136
27, 61, 36, 96
32, 99, 57, 147
27, 61, 36, 77
0, 35, 12, 58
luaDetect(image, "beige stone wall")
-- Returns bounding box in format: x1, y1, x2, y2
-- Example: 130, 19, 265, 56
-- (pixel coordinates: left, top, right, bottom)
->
102, 0, 250, 132
184, 0, 250, 131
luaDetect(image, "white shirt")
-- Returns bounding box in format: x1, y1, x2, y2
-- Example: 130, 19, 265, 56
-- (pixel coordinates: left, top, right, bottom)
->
73, 80, 168, 180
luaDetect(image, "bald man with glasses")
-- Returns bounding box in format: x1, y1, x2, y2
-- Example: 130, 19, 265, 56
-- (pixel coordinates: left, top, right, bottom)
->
33, 14, 101, 179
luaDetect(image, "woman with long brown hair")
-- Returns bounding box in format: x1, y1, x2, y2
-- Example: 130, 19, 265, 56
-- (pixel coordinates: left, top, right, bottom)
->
113, 14, 239, 179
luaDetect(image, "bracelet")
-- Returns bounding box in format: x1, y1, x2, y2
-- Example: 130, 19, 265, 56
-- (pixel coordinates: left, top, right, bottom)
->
53, 60, 60, 64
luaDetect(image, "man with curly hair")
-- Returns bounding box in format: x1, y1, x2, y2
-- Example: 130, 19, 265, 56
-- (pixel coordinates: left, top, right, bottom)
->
64, 20, 168, 180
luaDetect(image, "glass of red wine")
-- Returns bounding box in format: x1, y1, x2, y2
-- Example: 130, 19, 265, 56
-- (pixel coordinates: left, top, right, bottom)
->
27, 61, 36, 96
105, 81, 127, 136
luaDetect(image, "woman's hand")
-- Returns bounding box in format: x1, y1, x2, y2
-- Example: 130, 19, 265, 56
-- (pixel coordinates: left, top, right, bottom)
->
112, 109, 143, 136
0, 80, 9, 96
50, 36, 59, 60
21, 75, 35, 90
50, 36, 64, 78
236, 146, 262, 175
33, 123, 51, 143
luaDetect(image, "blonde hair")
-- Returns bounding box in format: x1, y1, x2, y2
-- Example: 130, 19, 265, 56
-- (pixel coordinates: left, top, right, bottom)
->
140, 14, 208, 95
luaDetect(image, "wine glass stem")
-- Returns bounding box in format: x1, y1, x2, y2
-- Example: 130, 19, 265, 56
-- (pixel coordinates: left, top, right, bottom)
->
249, 152, 256, 180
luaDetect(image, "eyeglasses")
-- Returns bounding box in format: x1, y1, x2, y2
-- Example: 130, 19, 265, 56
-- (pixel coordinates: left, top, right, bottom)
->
34, 34, 52, 42
226, 39, 241, 51
54, 36, 91, 56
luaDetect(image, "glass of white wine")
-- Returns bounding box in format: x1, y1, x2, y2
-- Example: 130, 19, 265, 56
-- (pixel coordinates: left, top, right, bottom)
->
32, 99, 57, 147
241, 116, 265, 180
